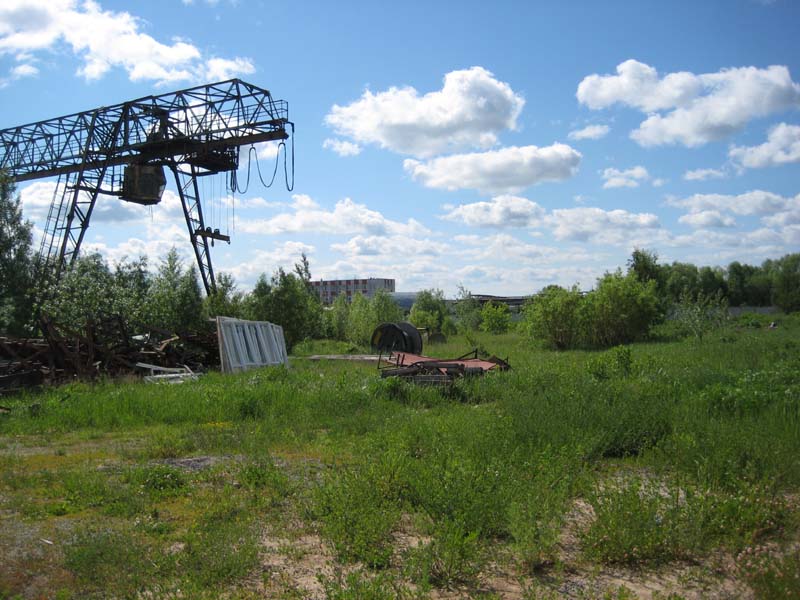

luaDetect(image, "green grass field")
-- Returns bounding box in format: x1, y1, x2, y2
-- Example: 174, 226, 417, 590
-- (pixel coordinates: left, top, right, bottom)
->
1, 317, 799, 598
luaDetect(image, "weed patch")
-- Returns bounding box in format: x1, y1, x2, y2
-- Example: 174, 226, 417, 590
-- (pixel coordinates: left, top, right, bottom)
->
405, 519, 483, 589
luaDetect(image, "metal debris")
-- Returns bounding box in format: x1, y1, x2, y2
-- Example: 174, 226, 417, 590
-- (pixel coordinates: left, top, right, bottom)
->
0, 315, 218, 395
379, 349, 510, 386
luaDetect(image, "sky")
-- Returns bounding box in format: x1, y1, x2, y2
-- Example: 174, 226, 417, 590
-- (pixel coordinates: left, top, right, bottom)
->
1, 0, 799, 296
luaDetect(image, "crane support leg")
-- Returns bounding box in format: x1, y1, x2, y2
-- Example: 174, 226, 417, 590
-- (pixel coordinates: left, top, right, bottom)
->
171, 163, 217, 295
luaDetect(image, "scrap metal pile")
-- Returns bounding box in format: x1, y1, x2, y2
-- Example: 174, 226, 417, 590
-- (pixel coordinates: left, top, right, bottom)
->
0, 315, 219, 395
371, 322, 510, 386
380, 349, 510, 385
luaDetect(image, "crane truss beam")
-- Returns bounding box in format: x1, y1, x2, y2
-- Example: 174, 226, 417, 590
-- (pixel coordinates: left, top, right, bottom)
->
0, 79, 289, 182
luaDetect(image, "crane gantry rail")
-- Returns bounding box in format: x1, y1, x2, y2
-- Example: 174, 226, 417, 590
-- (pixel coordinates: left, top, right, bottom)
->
0, 78, 292, 294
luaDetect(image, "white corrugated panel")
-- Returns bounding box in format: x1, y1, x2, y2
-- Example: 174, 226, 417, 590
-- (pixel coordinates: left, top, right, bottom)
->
216, 317, 289, 373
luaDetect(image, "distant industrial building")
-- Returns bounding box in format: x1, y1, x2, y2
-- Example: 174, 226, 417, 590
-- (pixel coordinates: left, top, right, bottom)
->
312, 278, 395, 304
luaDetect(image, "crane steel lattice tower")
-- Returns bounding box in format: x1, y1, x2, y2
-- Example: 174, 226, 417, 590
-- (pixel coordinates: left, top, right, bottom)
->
0, 78, 292, 294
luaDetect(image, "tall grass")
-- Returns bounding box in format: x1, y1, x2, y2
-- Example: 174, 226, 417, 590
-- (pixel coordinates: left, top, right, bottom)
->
1, 314, 798, 595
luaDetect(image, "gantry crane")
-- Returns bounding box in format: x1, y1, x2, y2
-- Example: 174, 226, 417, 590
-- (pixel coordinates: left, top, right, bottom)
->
0, 78, 292, 294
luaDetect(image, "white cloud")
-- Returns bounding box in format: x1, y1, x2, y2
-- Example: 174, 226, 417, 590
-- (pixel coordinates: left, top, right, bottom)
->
236, 194, 428, 237
10, 62, 37, 77
568, 124, 610, 140
204, 56, 254, 81
325, 66, 525, 158
0, 0, 255, 84
331, 235, 448, 258
601, 165, 649, 188
729, 122, 800, 168
678, 210, 736, 228
221, 241, 314, 284
253, 141, 280, 161
577, 59, 800, 147
547, 207, 660, 243
440, 195, 545, 228
683, 168, 726, 181
652, 178, 667, 187
453, 233, 571, 264
404, 144, 581, 194
322, 138, 362, 157
762, 196, 800, 227
666, 190, 794, 217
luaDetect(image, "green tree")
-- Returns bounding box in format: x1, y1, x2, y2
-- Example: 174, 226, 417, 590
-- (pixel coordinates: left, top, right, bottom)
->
409, 289, 448, 332
41, 253, 116, 331
112, 256, 152, 327
204, 272, 244, 319
698, 266, 727, 299
145, 248, 204, 332
346, 293, 374, 346
243, 267, 322, 349
370, 288, 403, 325
772, 253, 800, 313
480, 301, 511, 334
0, 174, 34, 335
627, 248, 663, 289
324, 293, 350, 340
453, 285, 482, 332
726, 261, 752, 306
663, 262, 700, 302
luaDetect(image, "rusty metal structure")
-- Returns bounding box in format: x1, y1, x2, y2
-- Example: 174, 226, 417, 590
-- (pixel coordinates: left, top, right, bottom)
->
0, 79, 292, 294
380, 350, 510, 386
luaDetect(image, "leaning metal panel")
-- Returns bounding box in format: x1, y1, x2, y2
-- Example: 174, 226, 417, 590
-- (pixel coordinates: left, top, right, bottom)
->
0, 79, 289, 182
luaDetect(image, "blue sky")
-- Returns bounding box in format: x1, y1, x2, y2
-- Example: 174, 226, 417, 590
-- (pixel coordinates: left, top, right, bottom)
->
2, 0, 799, 295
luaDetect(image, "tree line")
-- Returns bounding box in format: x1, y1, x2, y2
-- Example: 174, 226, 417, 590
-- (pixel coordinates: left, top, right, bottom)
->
2, 174, 798, 350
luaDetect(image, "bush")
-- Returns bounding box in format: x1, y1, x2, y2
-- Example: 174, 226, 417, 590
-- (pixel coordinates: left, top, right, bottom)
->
314, 466, 400, 568
405, 519, 483, 589
669, 289, 729, 339
480, 301, 511, 334
523, 285, 584, 350
581, 271, 660, 347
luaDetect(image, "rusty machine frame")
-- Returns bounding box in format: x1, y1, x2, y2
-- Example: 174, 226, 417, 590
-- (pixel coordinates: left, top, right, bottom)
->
0, 78, 292, 294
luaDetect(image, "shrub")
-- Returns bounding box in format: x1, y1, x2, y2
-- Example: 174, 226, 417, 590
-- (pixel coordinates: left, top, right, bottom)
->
670, 289, 729, 339
523, 285, 584, 350
581, 271, 660, 347
480, 301, 511, 334
405, 519, 483, 589
314, 467, 400, 568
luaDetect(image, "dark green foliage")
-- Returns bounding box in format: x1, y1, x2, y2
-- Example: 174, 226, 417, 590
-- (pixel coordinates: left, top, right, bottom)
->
244, 267, 322, 350
203, 272, 244, 319
0, 173, 34, 335
42, 253, 115, 329
773, 253, 800, 312
146, 248, 205, 332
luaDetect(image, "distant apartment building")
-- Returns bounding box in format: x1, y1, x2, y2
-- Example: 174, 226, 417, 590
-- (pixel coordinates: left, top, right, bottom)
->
312, 278, 395, 304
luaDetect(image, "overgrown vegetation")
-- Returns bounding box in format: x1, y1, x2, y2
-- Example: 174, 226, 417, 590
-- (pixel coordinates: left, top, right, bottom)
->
1, 315, 798, 597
